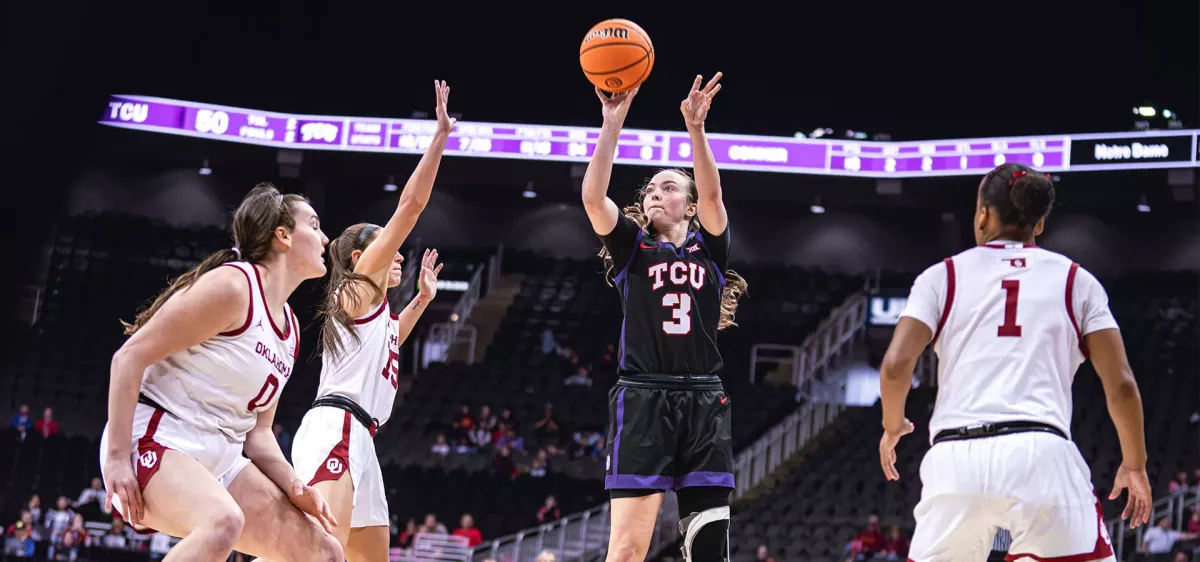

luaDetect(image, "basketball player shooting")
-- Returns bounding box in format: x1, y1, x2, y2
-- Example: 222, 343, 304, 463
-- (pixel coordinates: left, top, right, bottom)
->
876, 163, 1152, 562
582, 72, 748, 562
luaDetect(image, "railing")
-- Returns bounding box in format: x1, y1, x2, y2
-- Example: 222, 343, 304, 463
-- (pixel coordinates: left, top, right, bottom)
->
424, 264, 485, 366
487, 244, 504, 292
732, 401, 845, 499
475, 503, 610, 562
396, 533, 472, 562
1106, 489, 1199, 560
748, 292, 869, 390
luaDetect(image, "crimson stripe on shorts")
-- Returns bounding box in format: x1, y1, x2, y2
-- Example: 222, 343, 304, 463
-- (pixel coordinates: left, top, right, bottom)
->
217, 264, 254, 336
930, 258, 956, 346
1004, 494, 1113, 562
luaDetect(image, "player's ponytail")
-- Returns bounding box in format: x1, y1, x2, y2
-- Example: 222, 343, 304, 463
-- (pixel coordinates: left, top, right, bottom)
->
599, 168, 748, 330
121, 183, 306, 336
980, 163, 1056, 229
319, 223, 386, 359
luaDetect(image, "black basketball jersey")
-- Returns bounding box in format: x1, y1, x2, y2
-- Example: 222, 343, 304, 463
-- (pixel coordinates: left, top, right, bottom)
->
599, 215, 731, 378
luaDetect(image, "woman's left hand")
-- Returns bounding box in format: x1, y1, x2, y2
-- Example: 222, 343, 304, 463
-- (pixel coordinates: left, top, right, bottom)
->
680, 72, 722, 131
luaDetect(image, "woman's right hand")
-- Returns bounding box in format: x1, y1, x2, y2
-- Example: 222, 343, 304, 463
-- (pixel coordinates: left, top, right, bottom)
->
103, 453, 144, 524
596, 86, 638, 126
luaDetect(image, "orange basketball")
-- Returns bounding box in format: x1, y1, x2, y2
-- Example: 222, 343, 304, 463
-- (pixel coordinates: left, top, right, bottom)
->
580, 19, 654, 93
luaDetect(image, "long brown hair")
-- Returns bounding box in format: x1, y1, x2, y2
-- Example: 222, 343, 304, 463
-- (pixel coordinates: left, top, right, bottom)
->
599, 168, 748, 330
122, 183, 307, 336
319, 223, 386, 358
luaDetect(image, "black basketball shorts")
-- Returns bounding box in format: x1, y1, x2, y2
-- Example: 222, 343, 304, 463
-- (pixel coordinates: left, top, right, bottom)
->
604, 375, 734, 491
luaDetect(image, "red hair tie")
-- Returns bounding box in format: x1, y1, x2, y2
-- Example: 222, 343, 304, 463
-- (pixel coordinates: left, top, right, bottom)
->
1008, 170, 1027, 185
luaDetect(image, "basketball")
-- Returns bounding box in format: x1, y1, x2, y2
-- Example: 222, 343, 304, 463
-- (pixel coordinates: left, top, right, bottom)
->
579, 19, 654, 93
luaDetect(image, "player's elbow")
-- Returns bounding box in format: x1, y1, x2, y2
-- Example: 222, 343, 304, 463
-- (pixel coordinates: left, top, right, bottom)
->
879, 352, 916, 382
396, 193, 428, 217
1105, 374, 1140, 403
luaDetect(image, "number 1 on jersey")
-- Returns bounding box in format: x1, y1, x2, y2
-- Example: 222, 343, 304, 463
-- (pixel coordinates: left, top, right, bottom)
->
997, 280, 1023, 337
662, 293, 692, 335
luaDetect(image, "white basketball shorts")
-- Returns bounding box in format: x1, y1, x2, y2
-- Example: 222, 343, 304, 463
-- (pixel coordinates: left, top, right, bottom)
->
292, 406, 388, 528
99, 401, 251, 531
909, 431, 1115, 562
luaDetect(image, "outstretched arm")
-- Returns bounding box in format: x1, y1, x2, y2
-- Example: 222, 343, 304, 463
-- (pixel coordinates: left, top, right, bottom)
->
356, 81, 456, 283
395, 249, 443, 344
581, 87, 638, 236
681, 72, 727, 235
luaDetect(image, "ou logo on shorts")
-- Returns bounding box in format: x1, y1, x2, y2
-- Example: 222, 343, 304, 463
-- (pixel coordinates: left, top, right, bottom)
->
139, 450, 158, 469
326, 458, 344, 474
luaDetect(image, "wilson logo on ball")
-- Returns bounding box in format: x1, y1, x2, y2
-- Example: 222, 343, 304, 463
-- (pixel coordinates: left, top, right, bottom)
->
605, 77, 624, 88
583, 27, 630, 42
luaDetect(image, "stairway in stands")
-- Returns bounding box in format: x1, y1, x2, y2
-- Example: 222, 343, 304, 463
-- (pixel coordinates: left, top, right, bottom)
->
447, 273, 524, 363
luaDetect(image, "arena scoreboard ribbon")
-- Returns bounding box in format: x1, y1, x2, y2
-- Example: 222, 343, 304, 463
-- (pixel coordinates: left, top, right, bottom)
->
100, 94, 1200, 178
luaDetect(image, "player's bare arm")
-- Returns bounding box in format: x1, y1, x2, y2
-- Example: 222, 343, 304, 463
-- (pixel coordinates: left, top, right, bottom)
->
244, 400, 338, 533
349, 80, 454, 311
877, 316, 928, 481
105, 266, 249, 523
582, 86, 638, 235
395, 249, 443, 344
1085, 327, 1151, 528
680, 72, 728, 235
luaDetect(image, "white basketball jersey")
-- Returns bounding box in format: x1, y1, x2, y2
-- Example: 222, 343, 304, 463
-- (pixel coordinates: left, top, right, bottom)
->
140, 261, 299, 443
900, 241, 1119, 441
316, 299, 401, 425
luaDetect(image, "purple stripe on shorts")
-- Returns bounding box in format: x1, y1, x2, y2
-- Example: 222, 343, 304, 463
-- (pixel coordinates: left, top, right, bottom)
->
674, 471, 735, 489
612, 387, 626, 474
605, 474, 674, 490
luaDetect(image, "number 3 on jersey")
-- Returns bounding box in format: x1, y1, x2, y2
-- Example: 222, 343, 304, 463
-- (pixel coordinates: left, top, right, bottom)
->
997, 280, 1023, 337
662, 293, 692, 335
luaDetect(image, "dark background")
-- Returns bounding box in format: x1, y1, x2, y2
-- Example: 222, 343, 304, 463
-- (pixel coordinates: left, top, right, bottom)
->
4, 0, 1199, 318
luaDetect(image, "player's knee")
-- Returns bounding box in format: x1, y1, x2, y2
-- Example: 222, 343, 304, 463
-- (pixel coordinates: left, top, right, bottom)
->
607, 536, 646, 562
207, 507, 245, 550
314, 530, 344, 562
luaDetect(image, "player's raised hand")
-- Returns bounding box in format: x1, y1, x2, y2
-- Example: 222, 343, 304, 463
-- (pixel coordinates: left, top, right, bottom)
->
1110, 465, 1152, 528
288, 479, 338, 534
878, 419, 915, 481
416, 249, 443, 302
434, 80, 456, 134
681, 72, 722, 132
596, 86, 638, 126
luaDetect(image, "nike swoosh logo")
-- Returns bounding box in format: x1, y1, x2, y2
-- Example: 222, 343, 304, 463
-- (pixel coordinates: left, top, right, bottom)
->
639, 242, 657, 249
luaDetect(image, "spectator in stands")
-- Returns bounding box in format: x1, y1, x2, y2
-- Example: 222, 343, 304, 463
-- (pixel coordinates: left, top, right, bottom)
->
1170, 471, 1191, 495
34, 407, 59, 439
43, 496, 73, 539
431, 433, 451, 456
1188, 509, 1199, 534
148, 532, 173, 560
564, 365, 593, 387
10, 404, 31, 433
533, 404, 562, 452
451, 404, 476, 451
452, 514, 483, 547
570, 429, 603, 459
60, 515, 87, 549
26, 495, 42, 526
600, 344, 617, 369
495, 424, 525, 452
541, 328, 559, 355
3, 521, 34, 558
8, 511, 41, 542
1172, 551, 1188, 562
100, 516, 130, 550
491, 445, 518, 479
420, 514, 448, 535
73, 477, 105, 511
398, 518, 418, 548
846, 515, 885, 561
1143, 516, 1199, 557
536, 551, 556, 562
528, 448, 551, 477
1193, 467, 1200, 488
755, 544, 777, 562
48, 526, 80, 561
536, 495, 561, 524
499, 408, 518, 434
471, 405, 496, 447
883, 525, 909, 560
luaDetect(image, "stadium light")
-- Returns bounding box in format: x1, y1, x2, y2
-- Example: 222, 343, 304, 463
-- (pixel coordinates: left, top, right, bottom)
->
198, 159, 212, 176
522, 181, 537, 199
810, 197, 825, 214
383, 175, 398, 192
1137, 195, 1150, 213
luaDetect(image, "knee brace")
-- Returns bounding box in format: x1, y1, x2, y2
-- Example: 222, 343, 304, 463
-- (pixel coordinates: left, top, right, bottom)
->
678, 506, 730, 562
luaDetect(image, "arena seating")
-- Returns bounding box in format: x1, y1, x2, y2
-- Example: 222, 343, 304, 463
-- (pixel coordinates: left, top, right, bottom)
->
731, 271, 1200, 562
